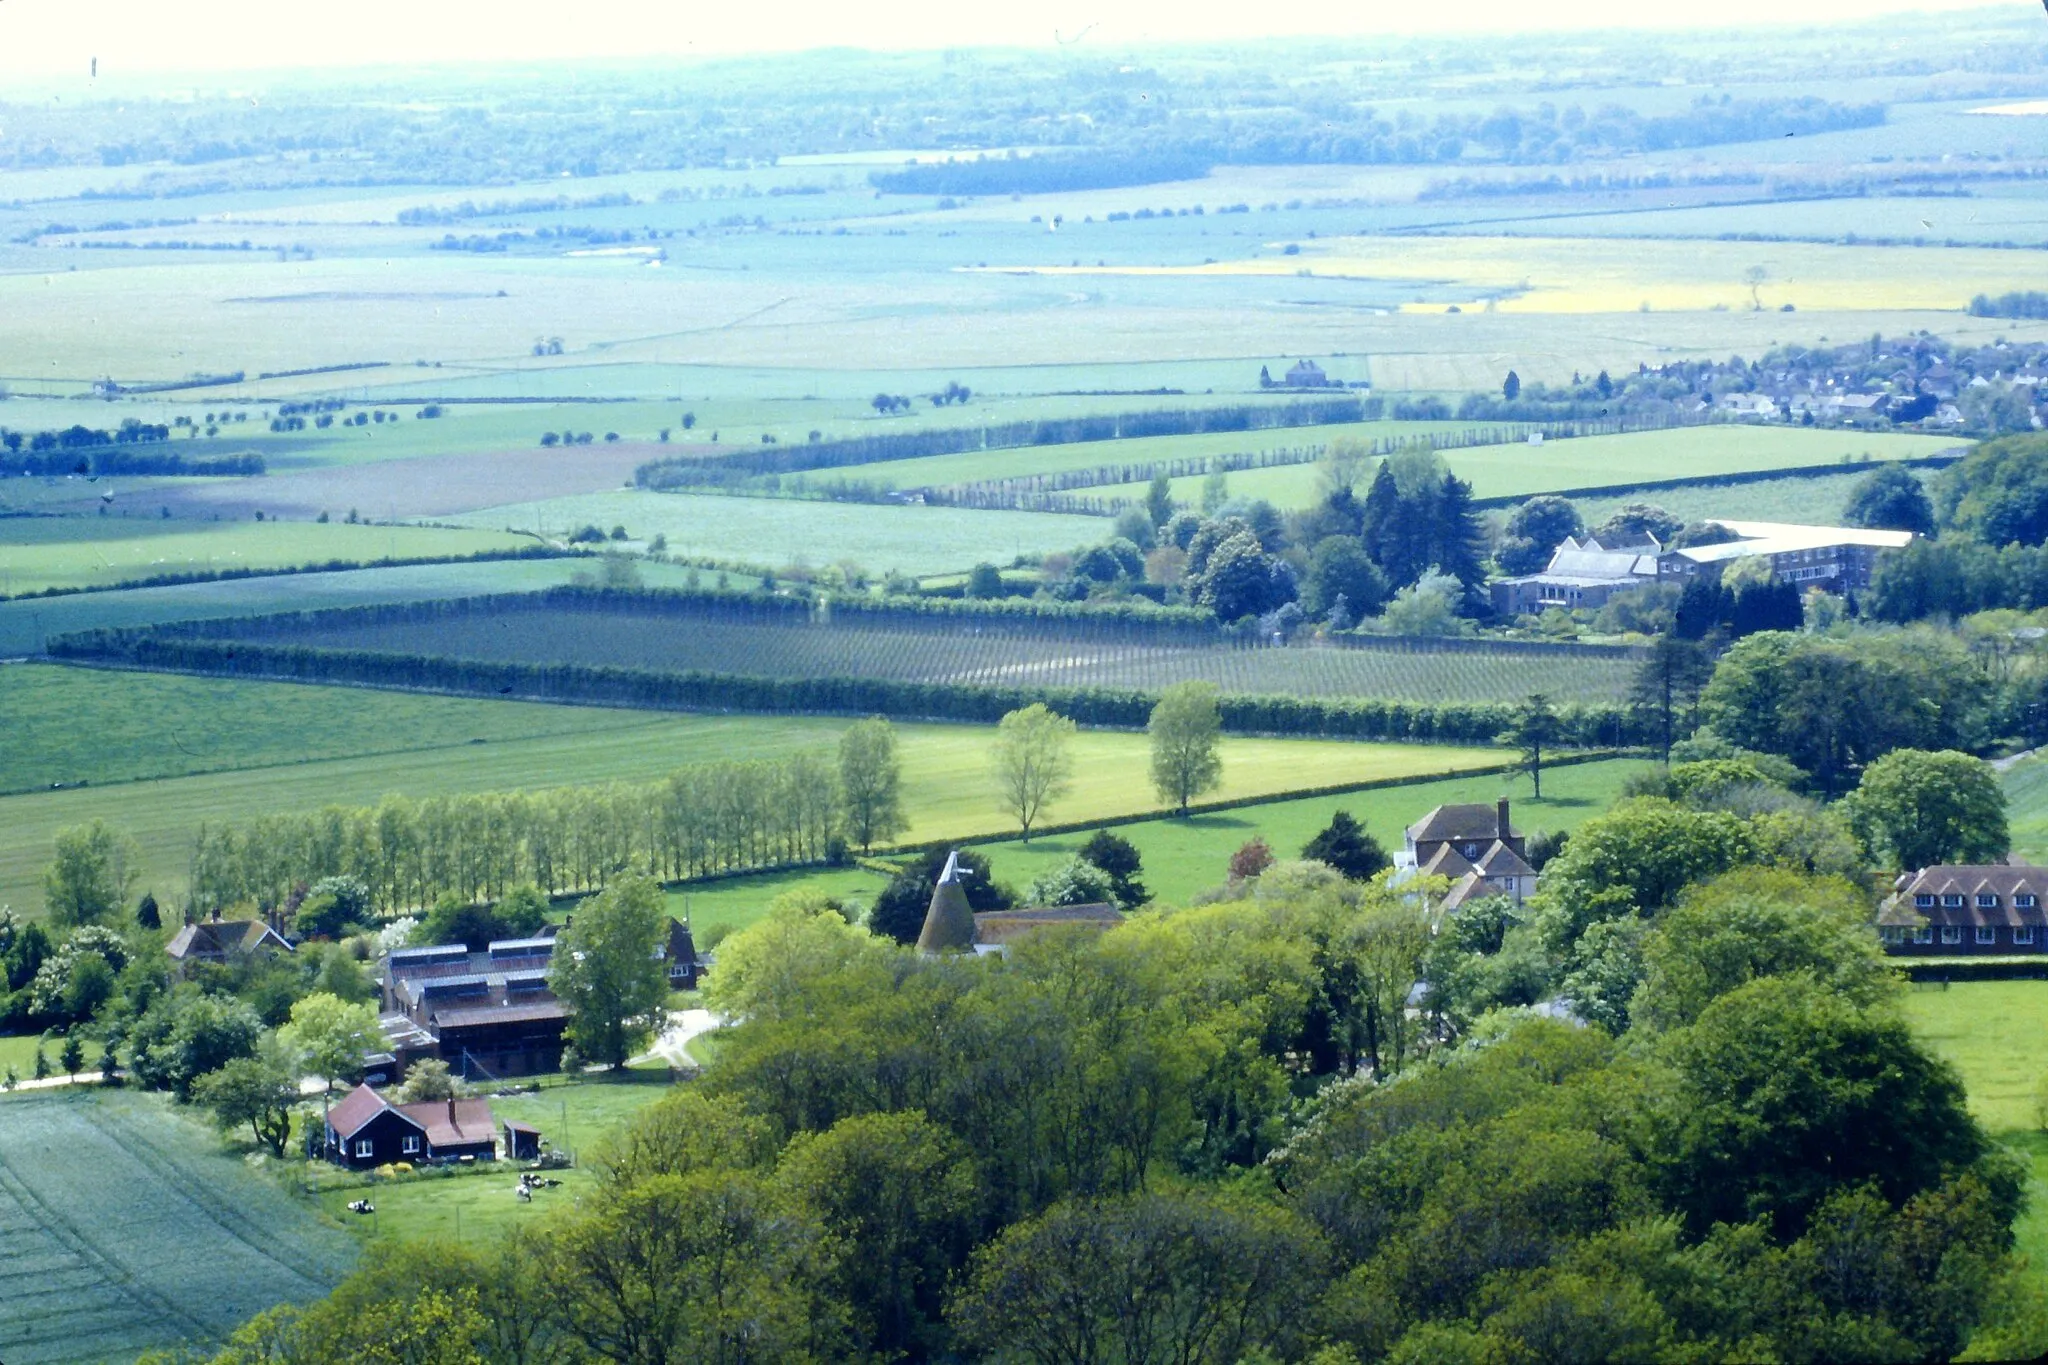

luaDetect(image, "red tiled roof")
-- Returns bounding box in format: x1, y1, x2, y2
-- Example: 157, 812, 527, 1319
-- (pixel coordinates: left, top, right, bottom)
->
395, 1097, 497, 1149
327, 1082, 421, 1140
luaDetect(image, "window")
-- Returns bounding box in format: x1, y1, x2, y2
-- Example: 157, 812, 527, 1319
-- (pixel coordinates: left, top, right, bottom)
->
1979, 894, 2000, 909
2018, 927, 2037, 946
2020, 895, 2039, 910
1914, 926, 1934, 944
1941, 894, 1964, 908
1914, 894, 1935, 908
1942, 926, 1964, 944
355, 1139, 373, 1158
1881, 926, 1905, 944
1977, 926, 1997, 944
402, 1136, 420, 1155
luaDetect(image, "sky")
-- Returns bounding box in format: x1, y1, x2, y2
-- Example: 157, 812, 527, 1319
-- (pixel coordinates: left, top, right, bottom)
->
0, 0, 2016, 77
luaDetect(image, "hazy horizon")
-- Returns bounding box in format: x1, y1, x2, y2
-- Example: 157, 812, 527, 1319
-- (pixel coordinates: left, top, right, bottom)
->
0, 0, 2025, 80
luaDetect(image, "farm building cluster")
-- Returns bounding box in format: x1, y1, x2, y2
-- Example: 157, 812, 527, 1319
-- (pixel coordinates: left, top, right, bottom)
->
1491, 518, 1915, 616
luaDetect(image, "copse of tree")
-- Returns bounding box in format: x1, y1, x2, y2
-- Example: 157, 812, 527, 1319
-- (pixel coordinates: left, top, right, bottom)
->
1843, 462, 1936, 536
1935, 432, 2048, 547
553, 875, 670, 1069
1495, 495, 1584, 575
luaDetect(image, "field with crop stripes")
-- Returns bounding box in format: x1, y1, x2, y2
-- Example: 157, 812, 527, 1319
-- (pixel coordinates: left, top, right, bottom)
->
270, 605, 1639, 703
0, 1088, 355, 1363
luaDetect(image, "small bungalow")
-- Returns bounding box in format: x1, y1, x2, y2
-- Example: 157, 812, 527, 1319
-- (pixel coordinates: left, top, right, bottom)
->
322, 1083, 503, 1169
165, 915, 293, 978
1876, 864, 2048, 955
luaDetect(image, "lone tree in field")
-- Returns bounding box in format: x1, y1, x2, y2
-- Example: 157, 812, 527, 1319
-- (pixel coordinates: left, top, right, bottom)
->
552, 876, 670, 1070
1503, 370, 1521, 401
991, 704, 1076, 841
1501, 693, 1561, 799
839, 717, 906, 854
1149, 681, 1224, 816
43, 820, 141, 929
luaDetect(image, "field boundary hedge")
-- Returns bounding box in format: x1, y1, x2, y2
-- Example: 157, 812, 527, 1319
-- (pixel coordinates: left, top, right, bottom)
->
1466, 450, 1970, 510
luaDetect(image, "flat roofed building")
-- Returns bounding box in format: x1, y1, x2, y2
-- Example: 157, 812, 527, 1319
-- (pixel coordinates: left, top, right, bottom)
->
1658, 520, 1915, 592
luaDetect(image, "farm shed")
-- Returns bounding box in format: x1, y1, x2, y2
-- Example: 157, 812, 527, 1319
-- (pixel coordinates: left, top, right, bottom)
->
505, 1120, 544, 1161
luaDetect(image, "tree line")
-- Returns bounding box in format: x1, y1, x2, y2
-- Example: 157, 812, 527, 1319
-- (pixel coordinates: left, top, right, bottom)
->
184, 751, 845, 917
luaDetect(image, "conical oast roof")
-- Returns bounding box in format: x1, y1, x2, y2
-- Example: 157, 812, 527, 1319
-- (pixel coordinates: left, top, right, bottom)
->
917, 850, 978, 953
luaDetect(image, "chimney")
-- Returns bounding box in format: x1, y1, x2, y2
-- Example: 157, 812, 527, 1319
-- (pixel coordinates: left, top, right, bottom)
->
1497, 798, 1511, 841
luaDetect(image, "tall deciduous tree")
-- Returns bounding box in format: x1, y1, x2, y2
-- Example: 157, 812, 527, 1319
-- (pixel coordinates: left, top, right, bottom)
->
991, 704, 1076, 840
193, 1047, 300, 1157
553, 875, 670, 1069
278, 992, 384, 1094
838, 717, 905, 854
1149, 682, 1224, 816
1844, 747, 2009, 872
43, 820, 141, 928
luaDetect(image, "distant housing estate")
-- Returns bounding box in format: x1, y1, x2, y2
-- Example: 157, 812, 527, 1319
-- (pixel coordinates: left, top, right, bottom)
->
1492, 519, 1915, 615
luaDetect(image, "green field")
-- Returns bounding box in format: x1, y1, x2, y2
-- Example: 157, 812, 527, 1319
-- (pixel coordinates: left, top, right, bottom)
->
0, 518, 531, 595
1903, 982, 2048, 1274
660, 756, 1645, 926
2003, 755, 2048, 864
1570, 464, 1940, 533
445, 489, 1107, 576
0, 663, 1504, 914
1094, 425, 1966, 510
0, 1087, 356, 1364
270, 604, 1642, 703
0, 557, 726, 657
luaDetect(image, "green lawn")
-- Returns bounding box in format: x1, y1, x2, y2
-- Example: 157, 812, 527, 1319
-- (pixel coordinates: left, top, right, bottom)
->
0, 518, 529, 595
308, 1074, 672, 1245
1903, 981, 2048, 1272
0, 1030, 58, 1079
2003, 754, 2048, 864
0, 666, 1500, 914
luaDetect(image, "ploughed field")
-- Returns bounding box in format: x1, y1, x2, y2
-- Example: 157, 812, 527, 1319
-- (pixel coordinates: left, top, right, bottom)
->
0, 1089, 355, 1364
250, 604, 1640, 704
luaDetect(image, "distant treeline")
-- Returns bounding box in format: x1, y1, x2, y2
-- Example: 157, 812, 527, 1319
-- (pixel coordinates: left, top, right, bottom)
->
871, 151, 1214, 196
186, 751, 842, 915
395, 192, 636, 225
1968, 291, 2048, 319
635, 396, 1373, 489
0, 424, 263, 478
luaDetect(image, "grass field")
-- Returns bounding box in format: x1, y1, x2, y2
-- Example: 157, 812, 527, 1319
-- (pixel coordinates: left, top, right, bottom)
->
0, 518, 531, 595
2004, 755, 2048, 865
0, 1087, 355, 1364
1571, 465, 1939, 533
988, 234, 2048, 315
658, 756, 1645, 928
0, 663, 1505, 914
271, 604, 1642, 702
1093, 425, 1964, 510
1903, 982, 2048, 1274
0, 557, 723, 657
445, 489, 1106, 576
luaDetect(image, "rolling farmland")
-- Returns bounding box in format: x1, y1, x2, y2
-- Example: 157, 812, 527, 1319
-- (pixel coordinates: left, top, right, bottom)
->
0, 1089, 355, 1364
254, 604, 1641, 703
0, 662, 1503, 913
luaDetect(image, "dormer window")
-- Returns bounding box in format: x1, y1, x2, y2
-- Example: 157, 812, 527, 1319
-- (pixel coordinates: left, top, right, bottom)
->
1941, 894, 1964, 909
1914, 894, 1935, 908
2019, 894, 2039, 910
1979, 894, 2000, 909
